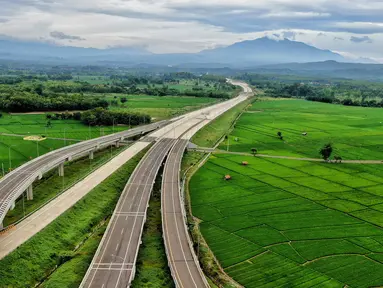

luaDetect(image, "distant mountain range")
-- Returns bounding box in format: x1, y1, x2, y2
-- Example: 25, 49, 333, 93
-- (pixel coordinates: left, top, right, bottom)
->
0, 36, 373, 67
246, 60, 383, 81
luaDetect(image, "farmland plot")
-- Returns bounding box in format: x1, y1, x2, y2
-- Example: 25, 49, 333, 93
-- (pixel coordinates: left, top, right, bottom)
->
219, 99, 383, 160
190, 153, 383, 287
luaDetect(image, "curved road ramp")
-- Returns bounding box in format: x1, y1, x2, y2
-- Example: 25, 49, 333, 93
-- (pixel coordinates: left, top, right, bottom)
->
162, 139, 210, 288
0, 121, 167, 230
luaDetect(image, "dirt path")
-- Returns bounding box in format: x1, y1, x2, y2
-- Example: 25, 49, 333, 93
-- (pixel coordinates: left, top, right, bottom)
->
191, 148, 383, 164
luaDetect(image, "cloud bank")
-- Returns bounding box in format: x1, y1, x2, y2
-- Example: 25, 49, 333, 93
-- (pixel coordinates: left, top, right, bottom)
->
0, 0, 382, 59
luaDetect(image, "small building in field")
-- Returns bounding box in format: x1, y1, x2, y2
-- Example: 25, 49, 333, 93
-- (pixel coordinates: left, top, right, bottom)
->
242, 161, 248, 166
224, 175, 232, 181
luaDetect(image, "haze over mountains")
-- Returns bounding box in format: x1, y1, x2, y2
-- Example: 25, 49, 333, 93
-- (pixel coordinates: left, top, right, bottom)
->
0, 36, 370, 67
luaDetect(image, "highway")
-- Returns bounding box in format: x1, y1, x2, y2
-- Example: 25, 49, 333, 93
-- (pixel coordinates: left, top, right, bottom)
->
0, 121, 166, 228
162, 139, 209, 288
81, 138, 176, 288
161, 81, 253, 288
80, 80, 253, 287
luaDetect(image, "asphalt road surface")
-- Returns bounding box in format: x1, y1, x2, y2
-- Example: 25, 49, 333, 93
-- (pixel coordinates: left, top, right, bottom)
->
0, 121, 165, 227
81, 138, 176, 288
162, 139, 209, 288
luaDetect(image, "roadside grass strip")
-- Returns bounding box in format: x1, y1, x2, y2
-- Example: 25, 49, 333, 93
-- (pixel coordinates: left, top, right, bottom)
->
190, 153, 383, 287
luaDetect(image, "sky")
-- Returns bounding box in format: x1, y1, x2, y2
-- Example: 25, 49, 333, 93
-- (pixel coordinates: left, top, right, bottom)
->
0, 0, 383, 61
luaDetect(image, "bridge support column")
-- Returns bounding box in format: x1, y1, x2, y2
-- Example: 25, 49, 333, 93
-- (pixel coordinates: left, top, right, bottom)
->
89, 151, 94, 160
58, 163, 64, 177
10, 201, 15, 210
115, 141, 120, 148
27, 185, 33, 201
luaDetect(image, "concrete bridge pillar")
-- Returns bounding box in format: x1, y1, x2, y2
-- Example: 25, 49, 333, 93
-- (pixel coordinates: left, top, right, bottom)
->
10, 201, 15, 210
89, 151, 94, 160
27, 185, 33, 201
115, 141, 120, 148
58, 163, 65, 177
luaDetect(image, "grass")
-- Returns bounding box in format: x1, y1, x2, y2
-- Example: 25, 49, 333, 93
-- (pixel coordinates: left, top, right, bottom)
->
189, 153, 383, 287
0, 149, 147, 287
0, 90, 218, 171
107, 94, 219, 120
131, 170, 174, 288
221, 99, 383, 159
0, 113, 129, 171
3, 145, 125, 226
0, 135, 67, 172
0, 113, 127, 139
191, 97, 254, 148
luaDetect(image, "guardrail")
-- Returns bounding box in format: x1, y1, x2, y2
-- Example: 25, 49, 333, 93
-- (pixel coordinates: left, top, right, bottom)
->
0, 121, 168, 227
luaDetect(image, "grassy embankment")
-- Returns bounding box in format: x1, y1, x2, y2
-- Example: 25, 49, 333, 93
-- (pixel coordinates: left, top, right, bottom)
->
0, 149, 148, 288
131, 170, 174, 288
4, 145, 125, 226
191, 97, 254, 148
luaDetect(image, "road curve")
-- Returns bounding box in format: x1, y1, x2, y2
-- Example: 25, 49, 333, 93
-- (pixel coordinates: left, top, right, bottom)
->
162, 139, 209, 288
0, 121, 167, 227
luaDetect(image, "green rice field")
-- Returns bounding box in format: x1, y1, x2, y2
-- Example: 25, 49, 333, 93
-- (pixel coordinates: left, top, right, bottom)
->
107, 94, 219, 120
0, 114, 128, 171
0, 93, 217, 171
220, 99, 383, 160
190, 99, 383, 287
190, 153, 383, 287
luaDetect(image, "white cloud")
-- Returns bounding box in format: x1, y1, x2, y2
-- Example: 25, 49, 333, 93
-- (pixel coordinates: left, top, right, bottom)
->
260, 12, 331, 19
0, 0, 382, 59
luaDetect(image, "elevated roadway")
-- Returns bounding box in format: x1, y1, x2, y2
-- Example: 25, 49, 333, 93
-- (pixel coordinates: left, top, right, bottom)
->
0, 121, 167, 229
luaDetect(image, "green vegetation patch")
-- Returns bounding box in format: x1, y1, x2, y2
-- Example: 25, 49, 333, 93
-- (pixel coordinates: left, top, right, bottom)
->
189, 153, 383, 287
220, 99, 383, 160
191, 97, 254, 147
131, 171, 174, 288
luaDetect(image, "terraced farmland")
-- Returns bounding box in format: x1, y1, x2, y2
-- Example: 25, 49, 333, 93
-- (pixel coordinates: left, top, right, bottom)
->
220, 99, 383, 159
190, 153, 383, 287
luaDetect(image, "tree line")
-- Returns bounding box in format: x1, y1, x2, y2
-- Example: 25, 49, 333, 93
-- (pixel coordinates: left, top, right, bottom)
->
81, 108, 151, 126
239, 74, 383, 108
49, 108, 151, 127
0, 91, 108, 112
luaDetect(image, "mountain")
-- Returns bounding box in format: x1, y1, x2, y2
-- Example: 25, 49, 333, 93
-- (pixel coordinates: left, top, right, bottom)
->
0, 36, 361, 66
245, 60, 383, 81
196, 37, 345, 66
